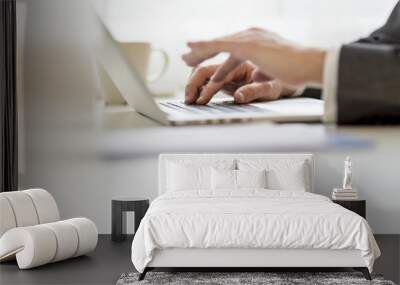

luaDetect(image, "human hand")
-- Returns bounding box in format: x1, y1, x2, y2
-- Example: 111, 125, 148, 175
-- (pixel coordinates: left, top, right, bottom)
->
182, 27, 326, 98
185, 61, 296, 105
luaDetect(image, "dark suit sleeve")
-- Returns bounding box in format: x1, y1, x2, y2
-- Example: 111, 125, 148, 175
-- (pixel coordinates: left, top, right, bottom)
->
302, 1, 400, 124
337, 43, 400, 124
335, 1, 400, 124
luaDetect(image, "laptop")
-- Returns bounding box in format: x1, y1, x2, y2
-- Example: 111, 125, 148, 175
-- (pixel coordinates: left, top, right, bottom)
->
95, 16, 323, 126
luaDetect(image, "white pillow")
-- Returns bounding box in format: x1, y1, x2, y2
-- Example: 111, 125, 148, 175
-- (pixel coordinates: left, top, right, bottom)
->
236, 169, 267, 189
267, 167, 307, 191
167, 160, 235, 191
211, 169, 268, 190
238, 159, 309, 192
167, 163, 208, 191
211, 169, 236, 190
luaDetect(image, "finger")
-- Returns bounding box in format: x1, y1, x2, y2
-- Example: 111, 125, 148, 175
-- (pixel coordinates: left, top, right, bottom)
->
195, 80, 225, 105
182, 40, 237, 67
233, 80, 283, 104
250, 68, 295, 97
221, 81, 242, 95
211, 56, 242, 82
182, 51, 219, 67
251, 68, 271, 82
195, 56, 243, 104
184, 65, 217, 104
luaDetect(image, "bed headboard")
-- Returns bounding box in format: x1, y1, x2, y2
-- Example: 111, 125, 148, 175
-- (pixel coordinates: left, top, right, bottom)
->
158, 153, 315, 195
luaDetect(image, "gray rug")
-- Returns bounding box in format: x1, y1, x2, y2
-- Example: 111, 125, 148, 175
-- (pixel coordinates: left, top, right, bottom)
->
116, 272, 396, 285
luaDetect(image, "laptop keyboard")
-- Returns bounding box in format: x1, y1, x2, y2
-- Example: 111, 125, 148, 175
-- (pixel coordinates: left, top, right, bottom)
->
159, 101, 265, 114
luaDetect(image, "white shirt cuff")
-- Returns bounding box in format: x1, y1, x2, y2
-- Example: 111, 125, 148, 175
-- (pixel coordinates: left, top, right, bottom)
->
322, 47, 341, 123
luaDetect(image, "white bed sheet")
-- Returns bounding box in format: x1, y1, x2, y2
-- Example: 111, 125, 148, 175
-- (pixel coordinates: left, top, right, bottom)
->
131, 190, 380, 273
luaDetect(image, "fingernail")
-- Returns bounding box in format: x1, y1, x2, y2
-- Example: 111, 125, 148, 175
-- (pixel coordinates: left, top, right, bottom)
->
235, 92, 245, 103
196, 97, 204, 104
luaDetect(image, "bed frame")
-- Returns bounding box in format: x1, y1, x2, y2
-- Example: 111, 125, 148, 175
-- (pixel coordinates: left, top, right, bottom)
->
138, 154, 372, 281
139, 249, 371, 280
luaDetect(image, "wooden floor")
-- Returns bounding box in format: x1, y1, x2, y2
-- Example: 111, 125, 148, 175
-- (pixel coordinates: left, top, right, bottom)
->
0, 235, 398, 285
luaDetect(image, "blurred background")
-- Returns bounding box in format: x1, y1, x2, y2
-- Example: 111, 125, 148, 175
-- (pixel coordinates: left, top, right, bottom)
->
95, 0, 396, 93
16, 0, 400, 236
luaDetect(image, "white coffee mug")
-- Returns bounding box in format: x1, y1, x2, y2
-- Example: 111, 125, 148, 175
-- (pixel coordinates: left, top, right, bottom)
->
101, 42, 169, 105
121, 42, 169, 83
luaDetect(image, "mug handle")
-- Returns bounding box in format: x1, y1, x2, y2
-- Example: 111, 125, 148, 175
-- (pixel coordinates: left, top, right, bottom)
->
147, 47, 169, 83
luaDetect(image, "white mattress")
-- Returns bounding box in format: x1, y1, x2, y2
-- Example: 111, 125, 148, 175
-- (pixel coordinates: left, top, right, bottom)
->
131, 190, 380, 273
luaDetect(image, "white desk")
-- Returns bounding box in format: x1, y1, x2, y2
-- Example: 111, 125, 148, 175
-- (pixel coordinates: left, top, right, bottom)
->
100, 105, 375, 159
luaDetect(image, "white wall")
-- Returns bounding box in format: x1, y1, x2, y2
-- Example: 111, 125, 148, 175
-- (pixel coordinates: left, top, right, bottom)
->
314, 142, 400, 234
96, 136, 400, 235
19, 0, 400, 235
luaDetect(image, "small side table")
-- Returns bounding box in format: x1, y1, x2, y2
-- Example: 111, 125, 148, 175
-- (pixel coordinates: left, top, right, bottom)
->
333, 199, 366, 219
111, 197, 149, 242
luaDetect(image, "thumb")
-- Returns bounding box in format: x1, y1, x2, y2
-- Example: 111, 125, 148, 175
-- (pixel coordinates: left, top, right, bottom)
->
233, 80, 283, 104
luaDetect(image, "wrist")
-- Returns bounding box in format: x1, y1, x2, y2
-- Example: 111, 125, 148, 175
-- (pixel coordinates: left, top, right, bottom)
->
303, 48, 326, 85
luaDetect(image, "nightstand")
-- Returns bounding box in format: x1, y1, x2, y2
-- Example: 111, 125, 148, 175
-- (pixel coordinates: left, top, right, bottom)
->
332, 199, 366, 219
111, 197, 149, 242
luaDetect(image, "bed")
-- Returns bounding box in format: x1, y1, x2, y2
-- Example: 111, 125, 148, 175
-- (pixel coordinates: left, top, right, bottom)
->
131, 153, 380, 281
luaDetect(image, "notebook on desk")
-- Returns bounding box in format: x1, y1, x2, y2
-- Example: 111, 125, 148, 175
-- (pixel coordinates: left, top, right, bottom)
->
95, 15, 323, 126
